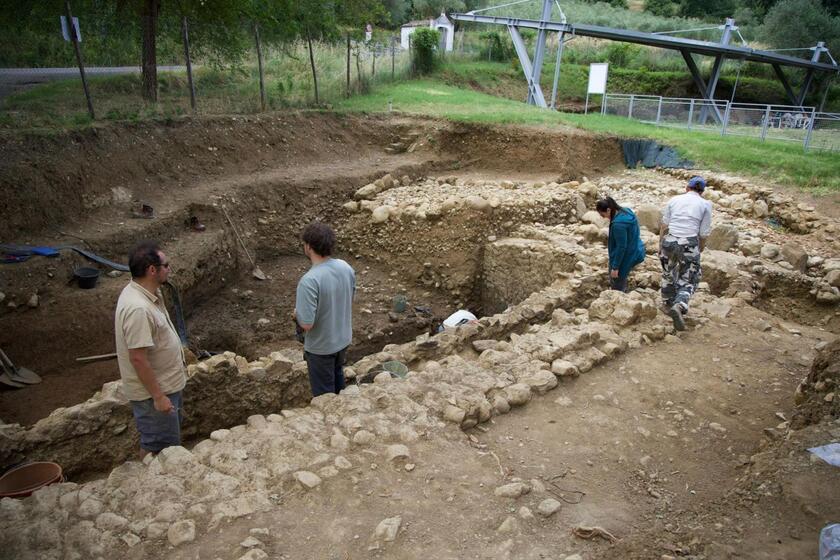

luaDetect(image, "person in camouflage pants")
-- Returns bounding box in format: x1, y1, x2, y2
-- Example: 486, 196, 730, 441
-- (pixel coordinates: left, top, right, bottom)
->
660, 237, 702, 312
659, 176, 712, 331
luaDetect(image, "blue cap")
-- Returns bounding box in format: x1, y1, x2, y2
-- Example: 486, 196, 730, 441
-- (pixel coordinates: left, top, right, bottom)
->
687, 176, 706, 192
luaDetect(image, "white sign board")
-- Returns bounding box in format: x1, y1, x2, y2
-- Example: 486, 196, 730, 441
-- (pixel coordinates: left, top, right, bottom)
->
587, 63, 608, 95
61, 16, 81, 42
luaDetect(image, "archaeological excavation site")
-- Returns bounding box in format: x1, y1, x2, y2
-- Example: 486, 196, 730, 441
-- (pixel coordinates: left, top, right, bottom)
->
0, 113, 839, 560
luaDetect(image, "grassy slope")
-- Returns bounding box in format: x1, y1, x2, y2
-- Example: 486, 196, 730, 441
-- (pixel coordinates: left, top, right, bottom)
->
336, 80, 840, 193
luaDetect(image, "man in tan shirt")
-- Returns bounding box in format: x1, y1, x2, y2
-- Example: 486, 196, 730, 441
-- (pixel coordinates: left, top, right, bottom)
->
115, 241, 186, 458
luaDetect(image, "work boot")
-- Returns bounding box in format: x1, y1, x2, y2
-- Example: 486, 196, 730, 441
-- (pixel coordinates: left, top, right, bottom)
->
668, 304, 686, 331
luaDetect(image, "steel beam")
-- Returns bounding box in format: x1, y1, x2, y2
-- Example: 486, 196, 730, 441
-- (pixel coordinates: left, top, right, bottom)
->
549, 32, 566, 108
527, 0, 553, 105
508, 25, 547, 108
699, 18, 735, 124
452, 12, 839, 73
772, 64, 799, 105
680, 49, 723, 123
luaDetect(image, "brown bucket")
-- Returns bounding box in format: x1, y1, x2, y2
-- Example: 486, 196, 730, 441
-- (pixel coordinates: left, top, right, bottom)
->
0, 462, 63, 499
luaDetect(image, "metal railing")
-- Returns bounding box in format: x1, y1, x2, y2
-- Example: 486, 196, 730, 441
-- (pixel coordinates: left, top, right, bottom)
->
599, 93, 840, 152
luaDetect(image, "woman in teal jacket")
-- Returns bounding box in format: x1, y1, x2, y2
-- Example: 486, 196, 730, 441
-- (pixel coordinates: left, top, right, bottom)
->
596, 197, 647, 292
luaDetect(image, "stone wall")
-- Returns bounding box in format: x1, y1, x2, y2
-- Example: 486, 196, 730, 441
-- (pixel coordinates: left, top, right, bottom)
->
0, 351, 309, 478
341, 174, 589, 307
481, 237, 580, 314
0, 288, 676, 560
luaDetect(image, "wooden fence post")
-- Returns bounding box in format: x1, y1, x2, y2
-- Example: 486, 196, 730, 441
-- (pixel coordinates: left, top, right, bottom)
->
64, 0, 94, 119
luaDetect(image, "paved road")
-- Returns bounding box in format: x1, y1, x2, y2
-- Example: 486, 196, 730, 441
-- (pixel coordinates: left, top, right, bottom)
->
0, 66, 186, 100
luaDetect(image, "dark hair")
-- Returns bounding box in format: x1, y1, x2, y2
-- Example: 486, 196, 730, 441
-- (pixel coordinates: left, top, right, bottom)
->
128, 240, 162, 278
595, 197, 623, 221
301, 222, 336, 257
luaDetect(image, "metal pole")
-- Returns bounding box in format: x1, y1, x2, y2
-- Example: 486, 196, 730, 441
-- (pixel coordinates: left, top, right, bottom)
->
628, 94, 635, 119
64, 0, 94, 119
585, 93, 589, 114
760, 104, 770, 141
720, 101, 731, 136
687, 98, 694, 130
655, 96, 662, 125
549, 32, 565, 109
803, 107, 816, 151
183, 16, 197, 111
601, 93, 606, 114
391, 37, 395, 79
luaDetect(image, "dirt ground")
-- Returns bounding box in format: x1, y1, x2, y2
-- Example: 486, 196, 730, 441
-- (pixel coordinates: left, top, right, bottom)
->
0, 114, 620, 426
158, 300, 839, 560
1, 112, 839, 559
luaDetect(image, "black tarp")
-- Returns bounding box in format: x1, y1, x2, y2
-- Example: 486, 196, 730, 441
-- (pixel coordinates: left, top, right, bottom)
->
621, 140, 694, 169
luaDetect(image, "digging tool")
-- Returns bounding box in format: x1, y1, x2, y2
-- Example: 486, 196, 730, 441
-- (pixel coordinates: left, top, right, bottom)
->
0, 348, 41, 385
76, 352, 117, 364
221, 206, 268, 281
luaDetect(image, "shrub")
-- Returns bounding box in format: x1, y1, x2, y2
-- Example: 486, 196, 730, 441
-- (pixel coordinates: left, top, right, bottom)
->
479, 31, 514, 62
411, 27, 440, 75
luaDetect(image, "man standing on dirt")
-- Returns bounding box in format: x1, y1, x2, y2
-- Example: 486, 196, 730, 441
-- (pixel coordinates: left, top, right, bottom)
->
659, 176, 713, 331
295, 222, 356, 397
115, 241, 186, 458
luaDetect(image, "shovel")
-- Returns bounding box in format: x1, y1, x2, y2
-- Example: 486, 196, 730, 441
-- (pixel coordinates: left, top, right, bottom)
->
221, 206, 268, 281
0, 348, 42, 386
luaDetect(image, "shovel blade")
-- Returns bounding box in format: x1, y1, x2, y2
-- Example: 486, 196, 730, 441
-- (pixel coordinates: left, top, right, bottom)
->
11, 367, 41, 384
252, 267, 268, 281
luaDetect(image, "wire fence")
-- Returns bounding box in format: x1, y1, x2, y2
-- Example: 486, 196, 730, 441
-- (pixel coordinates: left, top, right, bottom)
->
599, 93, 840, 152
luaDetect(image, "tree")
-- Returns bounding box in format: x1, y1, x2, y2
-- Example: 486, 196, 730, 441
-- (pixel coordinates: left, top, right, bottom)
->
644, 0, 677, 17
411, 27, 439, 74
678, 0, 737, 20
763, 0, 840, 56
412, 1, 466, 18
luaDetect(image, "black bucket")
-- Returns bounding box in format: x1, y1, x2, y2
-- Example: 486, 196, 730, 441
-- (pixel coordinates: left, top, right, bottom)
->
74, 267, 101, 289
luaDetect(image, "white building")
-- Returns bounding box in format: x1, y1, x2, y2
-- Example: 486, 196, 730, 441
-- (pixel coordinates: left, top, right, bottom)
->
400, 12, 455, 52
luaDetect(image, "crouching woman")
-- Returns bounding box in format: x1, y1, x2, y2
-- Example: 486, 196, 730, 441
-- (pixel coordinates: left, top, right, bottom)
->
596, 197, 646, 292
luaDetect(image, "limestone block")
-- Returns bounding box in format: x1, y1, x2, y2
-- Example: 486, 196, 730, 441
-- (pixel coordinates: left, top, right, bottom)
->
385, 444, 411, 463
374, 516, 402, 542
551, 359, 579, 377
354, 183, 380, 200
167, 519, 196, 546
581, 211, 607, 227
494, 482, 531, 498
503, 383, 532, 407
293, 471, 322, 489
371, 206, 392, 223
518, 370, 558, 394
537, 498, 562, 517
706, 225, 739, 252
760, 243, 780, 259
780, 243, 808, 272
443, 404, 466, 424
636, 204, 662, 233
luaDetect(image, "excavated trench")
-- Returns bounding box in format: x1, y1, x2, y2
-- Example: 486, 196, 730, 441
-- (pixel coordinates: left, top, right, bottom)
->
1, 115, 838, 487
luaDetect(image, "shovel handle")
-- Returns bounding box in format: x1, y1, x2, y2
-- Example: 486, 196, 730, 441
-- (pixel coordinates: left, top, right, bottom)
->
221, 206, 257, 268
0, 348, 18, 374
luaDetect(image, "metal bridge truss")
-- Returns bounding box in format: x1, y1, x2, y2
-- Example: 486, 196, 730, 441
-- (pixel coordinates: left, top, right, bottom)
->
452, 1, 838, 121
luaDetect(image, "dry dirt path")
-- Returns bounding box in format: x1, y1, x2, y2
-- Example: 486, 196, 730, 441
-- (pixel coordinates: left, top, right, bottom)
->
159, 299, 838, 560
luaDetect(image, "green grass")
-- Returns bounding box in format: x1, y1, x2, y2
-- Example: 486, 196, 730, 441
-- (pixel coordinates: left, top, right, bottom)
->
336, 79, 840, 193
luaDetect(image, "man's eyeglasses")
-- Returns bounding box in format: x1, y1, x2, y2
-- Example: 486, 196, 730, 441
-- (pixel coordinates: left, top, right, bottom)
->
156, 261, 171, 269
